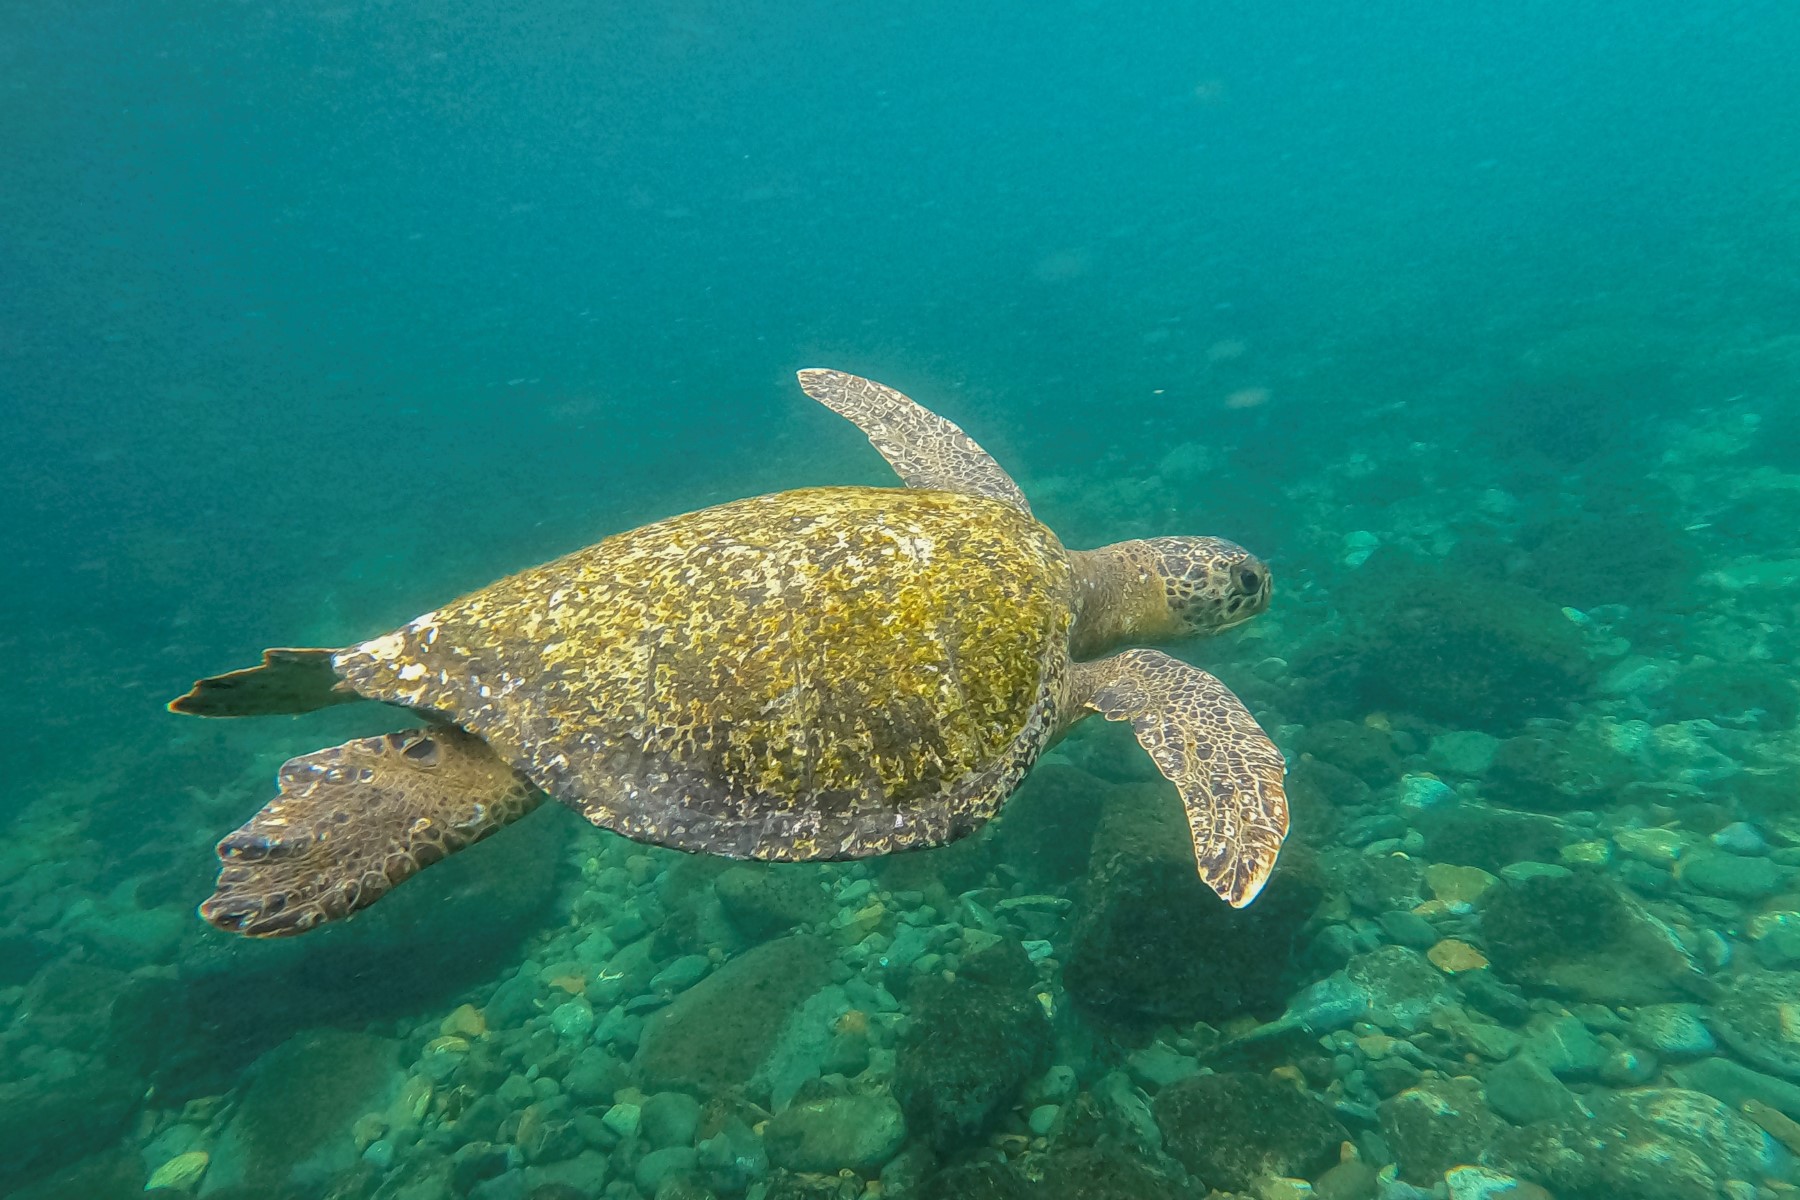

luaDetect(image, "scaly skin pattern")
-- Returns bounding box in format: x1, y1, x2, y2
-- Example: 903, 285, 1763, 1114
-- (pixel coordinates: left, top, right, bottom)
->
335, 486, 1074, 860
203, 727, 541, 936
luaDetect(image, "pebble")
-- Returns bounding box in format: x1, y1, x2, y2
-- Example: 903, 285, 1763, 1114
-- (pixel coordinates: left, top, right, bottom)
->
650, 955, 710, 994
1028, 1104, 1059, 1135
1396, 775, 1456, 814
1523, 1014, 1607, 1079
1426, 939, 1488, 973
1445, 1164, 1551, 1200
601, 1101, 642, 1139
145, 1151, 210, 1192
1613, 827, 1690, 865
1559, 841, 1613, 867
440, 1003, 488, 1039
1600, 1048, 1658, 1085
1712, 822, 1769, 856
1680, 852, 1788, 900
362, 1139, 397, 1170
636, 1146, 699, 1194
549, 997, 595, 1042
1378, 910, 1439, 950
1747, 911, 1800, 969
1498, 861, 1571, 886
1426, 730, 1500, 777
1424, 864, 1498, 908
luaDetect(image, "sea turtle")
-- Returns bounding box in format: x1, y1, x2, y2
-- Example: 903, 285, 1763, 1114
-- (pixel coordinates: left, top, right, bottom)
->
170, 370, 1287, 937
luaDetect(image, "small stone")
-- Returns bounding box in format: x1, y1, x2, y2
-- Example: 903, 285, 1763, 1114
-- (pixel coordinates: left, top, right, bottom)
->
1378, 910, 1439, 949
1498, 861, 1571, 887
650, 955, 710, 994
1028, 1104, 1059, 1135
441, 1003, 488, 1039
361, 1139, 396, 1170
1424, 864, 1498, 908
1613, 827, 1690, 865
1679, 851, 1789, 899
1445, 1164, 1551, 1200
634, 1145, 699, 1194
548, 997, 594, 1042
1483, 1055, 1578, 1125
1427, 731, 1501, 777
145, 1150, 210, 1191
1255, 1178, 1315, 1200
1600, 1048, 1658, 1085
600, 1101, 641, 1139
1630, 1004, 1716, 1059
1397, 775, 1456, 814
1521, 1014, 1607, 1079
1747, 911, 1800, 970
1559, 841, 1613, 868
640, 1092, 702, 1149
1126, 1041, 1201, 1089
763, 1093, 906, 1173
1711, 822, 1768, 856
1426, 939, 1488, 973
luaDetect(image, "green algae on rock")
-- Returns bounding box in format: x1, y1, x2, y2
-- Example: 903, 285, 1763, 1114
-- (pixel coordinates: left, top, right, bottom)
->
633, 934, 834, 1097
1152, 1071, 1346, 1191
1479, 871, 1708, 1005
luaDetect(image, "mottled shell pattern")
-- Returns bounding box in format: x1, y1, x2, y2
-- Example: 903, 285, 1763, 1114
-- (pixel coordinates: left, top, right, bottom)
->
334, 486, 1074, 860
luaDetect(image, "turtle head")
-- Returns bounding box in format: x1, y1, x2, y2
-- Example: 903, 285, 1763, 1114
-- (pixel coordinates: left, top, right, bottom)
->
1071, 535, 1271, 657
1143, 535, 1272, 636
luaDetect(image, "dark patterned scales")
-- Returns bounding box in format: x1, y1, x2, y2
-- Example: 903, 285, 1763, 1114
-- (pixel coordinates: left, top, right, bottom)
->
170, 369, 1289, 937
201, 727, 540, 936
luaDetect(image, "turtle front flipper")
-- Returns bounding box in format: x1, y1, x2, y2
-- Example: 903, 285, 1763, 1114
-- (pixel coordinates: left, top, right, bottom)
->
1073, 649, 1288, 907
169, 647, 361, 717
202, 726, 541, 937
796, 369, 1033, 514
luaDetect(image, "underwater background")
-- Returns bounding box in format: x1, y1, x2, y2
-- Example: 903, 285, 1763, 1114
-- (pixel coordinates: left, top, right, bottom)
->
6, 0, 1800, 1197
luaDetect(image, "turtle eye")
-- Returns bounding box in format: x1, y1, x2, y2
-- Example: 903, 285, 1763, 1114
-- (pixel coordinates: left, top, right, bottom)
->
1235, 566, 1263, 594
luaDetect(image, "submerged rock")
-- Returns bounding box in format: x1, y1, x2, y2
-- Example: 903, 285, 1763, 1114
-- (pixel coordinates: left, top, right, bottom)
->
1707, 968, 1800, 1081
1152, 1071, 1347, 1190
1379, 1076, 1507, 1184
1064, 780, 1321, 1026
201, 1029, 402, 1196
634, 935, 834, 1097
1498, 1087, 1791, 1200
764, 1091, 906, 1173
894, 975, 1051, 1151
1479, 871, 1707, 1005
713, 866, 833, 942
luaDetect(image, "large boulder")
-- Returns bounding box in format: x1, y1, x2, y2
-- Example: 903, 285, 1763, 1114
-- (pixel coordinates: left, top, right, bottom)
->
894, 976, 1051, 1151
0, 1067, 142, 1194
1479, 872, 1708, 1005
764, 1091, 906, 1173
634, 935, 835, 1097
1064, 781, 1322, 1027
201, 1029, 402, 1196
1379, 1076, 1508, 1184
1496, 1088, 1791, 1200
713, 865, 833, 942
1152, 1072, 1346, 1191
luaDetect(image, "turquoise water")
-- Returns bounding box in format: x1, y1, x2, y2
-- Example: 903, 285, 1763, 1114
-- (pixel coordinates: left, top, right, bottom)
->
6, 1, 1800, 1196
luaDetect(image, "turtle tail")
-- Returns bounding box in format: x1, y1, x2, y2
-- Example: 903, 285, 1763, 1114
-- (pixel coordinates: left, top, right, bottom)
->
168, 647, 361, 717
201, 726, 542, 937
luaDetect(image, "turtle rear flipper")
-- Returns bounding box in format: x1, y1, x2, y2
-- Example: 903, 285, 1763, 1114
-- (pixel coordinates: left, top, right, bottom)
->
201, 726, 541, 937
169, 647, 360, 717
